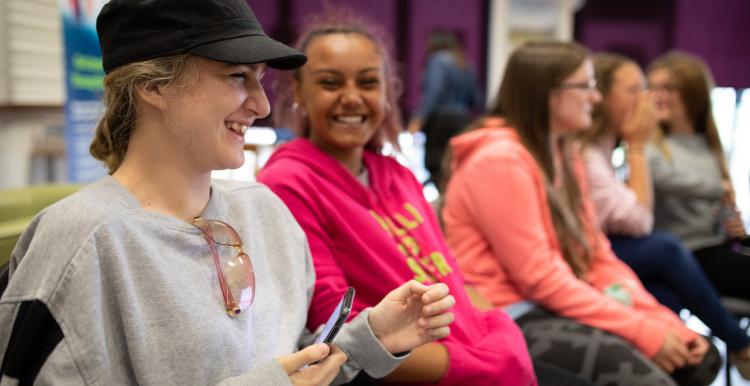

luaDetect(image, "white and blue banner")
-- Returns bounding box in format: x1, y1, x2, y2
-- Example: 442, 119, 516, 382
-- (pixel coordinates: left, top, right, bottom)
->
60, 0, 107, 182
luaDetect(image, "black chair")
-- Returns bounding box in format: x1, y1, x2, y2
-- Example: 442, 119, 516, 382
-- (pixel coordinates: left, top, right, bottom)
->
0, 261, 9, 298
721, 296, 750, 386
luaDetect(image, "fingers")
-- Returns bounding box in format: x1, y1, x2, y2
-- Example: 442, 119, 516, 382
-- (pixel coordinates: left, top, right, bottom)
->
390, 280, 431, 301
419, 311, 455, 329
667, 338, 690, 370
287, 345, 347, 386
421, 282, 450, 303
313, 345, 347, 382
687, 337, 709, 365
277, 344, 330, 374
656, 357, 675, 374
725, 219, 746, 238
655, 332, 692, 373
657, 350, 685, 373
390, 281, 454, 314
422, 293, 455, 316
426, 326, 451, 340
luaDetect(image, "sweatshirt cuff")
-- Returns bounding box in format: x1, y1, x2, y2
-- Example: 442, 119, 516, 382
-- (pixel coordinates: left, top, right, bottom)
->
673, 320, 699, 343
632, 316, 669, 358
333, 308, 409, 378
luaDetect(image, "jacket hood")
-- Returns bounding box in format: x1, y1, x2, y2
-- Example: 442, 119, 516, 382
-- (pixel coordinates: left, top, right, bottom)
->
449, 118, 517, 171
262, 138, 398, 204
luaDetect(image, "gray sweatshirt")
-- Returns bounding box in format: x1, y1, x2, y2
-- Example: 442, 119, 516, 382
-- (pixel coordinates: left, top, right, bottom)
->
647, 133, 726, 250
0, 177, 403, 385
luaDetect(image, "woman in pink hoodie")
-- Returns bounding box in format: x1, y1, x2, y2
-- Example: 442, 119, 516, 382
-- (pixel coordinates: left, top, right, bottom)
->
442, 42, 720, 386
256, 8, 596, 386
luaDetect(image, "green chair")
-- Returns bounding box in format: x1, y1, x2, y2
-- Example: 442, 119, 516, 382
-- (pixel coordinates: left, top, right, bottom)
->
0, 184, 82, 266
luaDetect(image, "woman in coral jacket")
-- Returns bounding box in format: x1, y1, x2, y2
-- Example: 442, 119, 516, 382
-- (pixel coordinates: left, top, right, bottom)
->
441, 41, 720, 386
254, 8, 595, 386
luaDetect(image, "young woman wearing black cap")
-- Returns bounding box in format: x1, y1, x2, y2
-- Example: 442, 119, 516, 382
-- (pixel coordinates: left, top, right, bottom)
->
0, 1, 455, 385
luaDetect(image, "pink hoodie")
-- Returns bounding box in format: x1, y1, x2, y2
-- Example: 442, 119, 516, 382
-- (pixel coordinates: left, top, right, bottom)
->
442, 124, 697, 358
258, 138, 536, 386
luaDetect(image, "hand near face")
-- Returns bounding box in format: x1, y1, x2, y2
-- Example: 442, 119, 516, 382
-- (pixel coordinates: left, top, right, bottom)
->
368, 281, 455, 354
621, 92, 656, 147
277, 343, 347, 386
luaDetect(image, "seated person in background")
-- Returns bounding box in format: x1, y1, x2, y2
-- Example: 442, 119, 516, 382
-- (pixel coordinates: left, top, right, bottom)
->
577, 52, 750, 378
0, 1, 455, 385
442, 41, 721, 386
647, 51, 750, 298
258, 8, 556, 386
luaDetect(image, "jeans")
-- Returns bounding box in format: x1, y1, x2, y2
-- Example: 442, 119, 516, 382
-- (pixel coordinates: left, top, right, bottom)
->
609, 231, 750, 351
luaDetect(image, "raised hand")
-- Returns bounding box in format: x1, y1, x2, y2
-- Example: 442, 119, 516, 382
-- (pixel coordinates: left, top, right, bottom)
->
367, 280, 455, 354
621, 91, 656, 147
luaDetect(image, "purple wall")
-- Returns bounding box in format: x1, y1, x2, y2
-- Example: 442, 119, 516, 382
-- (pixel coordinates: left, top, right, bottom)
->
575, 0, 750, 87
248, 0, 750, 124
673, 0, 750, 87
246, 0, 487, 123
291, 0, 398, 38
404, 0, 486, 113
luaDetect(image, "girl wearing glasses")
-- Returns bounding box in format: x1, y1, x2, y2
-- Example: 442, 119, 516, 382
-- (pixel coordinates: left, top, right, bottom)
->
578, 52, 750, 379
647, 51, 750, 376
257, 9, 553, 386
441, 42, 720, 385
0, 1, 456, 385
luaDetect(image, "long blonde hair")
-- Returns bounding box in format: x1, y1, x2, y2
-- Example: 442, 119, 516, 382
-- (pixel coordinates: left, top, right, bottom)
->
647, 51, 730, 180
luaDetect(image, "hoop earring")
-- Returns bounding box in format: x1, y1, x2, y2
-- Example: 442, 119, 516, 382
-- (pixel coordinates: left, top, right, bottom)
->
292, 102, 307, 117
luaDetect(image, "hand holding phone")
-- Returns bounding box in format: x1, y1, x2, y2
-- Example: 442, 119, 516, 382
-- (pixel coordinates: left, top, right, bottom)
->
277, 344, 347, 385
315, 287, 355, 344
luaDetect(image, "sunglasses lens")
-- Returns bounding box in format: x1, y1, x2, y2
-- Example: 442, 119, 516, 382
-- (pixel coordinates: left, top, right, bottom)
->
195, 218, 256, 315
223, 252, 255, 312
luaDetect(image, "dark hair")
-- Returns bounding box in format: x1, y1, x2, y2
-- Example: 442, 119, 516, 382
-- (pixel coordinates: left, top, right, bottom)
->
272, 7, 403, 152
578, 52, 637, 146
426, 29, 466, 69
647, 51, 730, 180
490, 41, 593, 277
90, 54, 196, 173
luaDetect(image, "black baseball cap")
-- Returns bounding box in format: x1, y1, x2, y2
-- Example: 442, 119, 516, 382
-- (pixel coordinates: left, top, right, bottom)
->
96, 0, 306, 73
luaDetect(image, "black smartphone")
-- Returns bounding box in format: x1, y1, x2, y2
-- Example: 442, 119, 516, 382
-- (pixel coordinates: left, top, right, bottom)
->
315, 287, 355, 344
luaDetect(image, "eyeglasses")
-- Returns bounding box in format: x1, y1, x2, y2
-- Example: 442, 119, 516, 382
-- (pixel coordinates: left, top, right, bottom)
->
649, 84, 676, 94
559, 78, 598, 91
192, 217, 255, 317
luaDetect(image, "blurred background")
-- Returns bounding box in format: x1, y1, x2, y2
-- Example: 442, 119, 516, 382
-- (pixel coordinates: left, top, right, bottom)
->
1, 0, 748, 215
0, 0, 749, 384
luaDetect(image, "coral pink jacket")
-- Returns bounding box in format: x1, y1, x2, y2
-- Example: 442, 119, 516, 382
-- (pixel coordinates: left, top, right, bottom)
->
442, 124, 697, 358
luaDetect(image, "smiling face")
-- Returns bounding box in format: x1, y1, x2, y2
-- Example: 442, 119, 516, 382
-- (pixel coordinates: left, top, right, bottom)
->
605, 62, 646, 132
648, 68, 687, 125
163, 57, 269, 171
294, 33, 386, 158
549, 58, 602, 135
